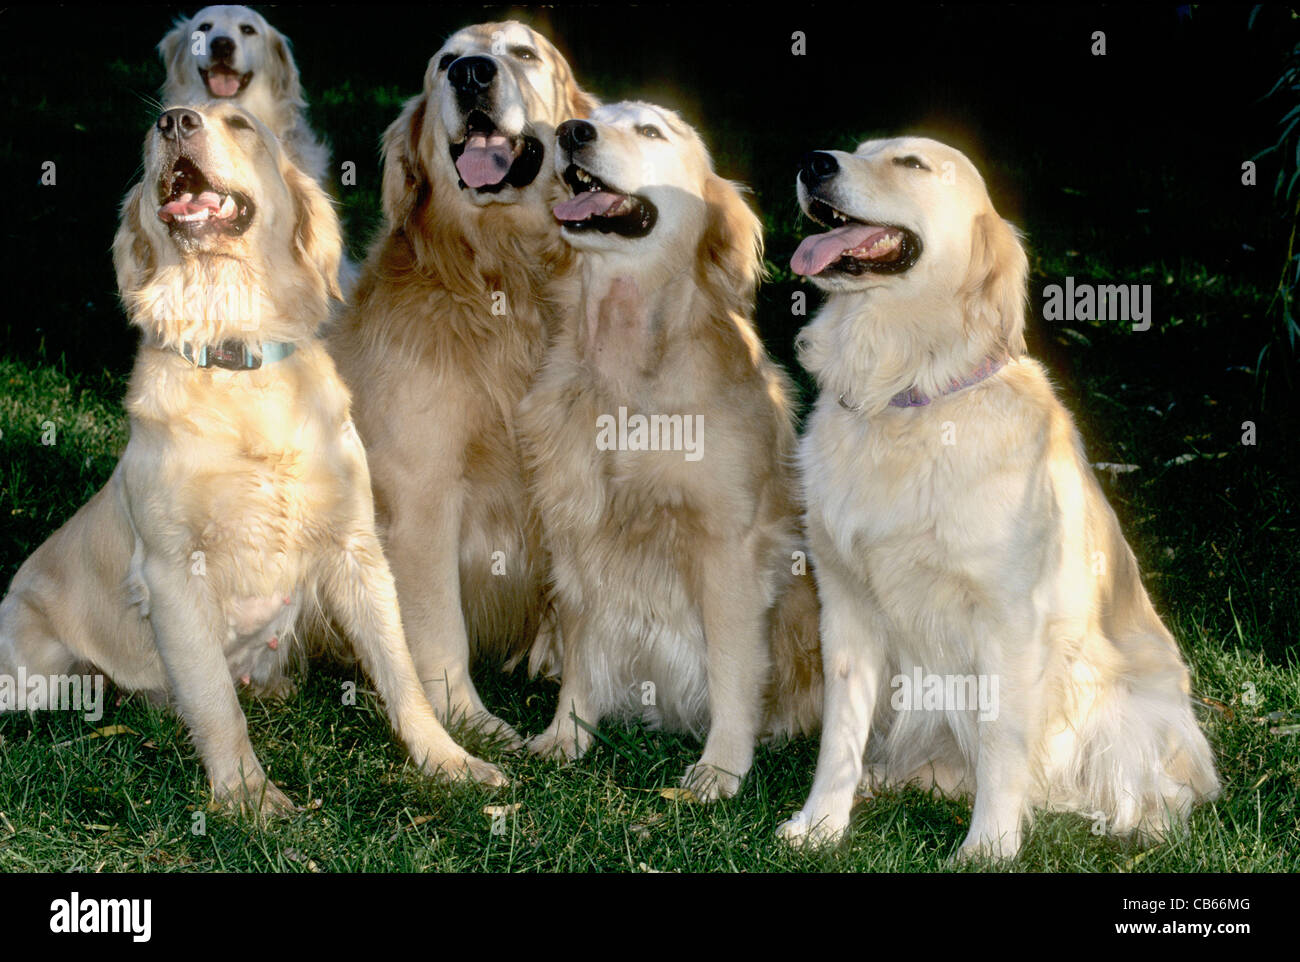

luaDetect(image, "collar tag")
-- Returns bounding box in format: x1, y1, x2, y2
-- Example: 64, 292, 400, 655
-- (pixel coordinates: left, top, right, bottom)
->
179, 340, 296, 371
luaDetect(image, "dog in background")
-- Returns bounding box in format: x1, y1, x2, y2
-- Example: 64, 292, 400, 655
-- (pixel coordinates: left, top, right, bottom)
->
519, 102, 822, 799
0, 103, 504, 813
776, 136, 1219, 857
328, 22, 596, 747
160, 5, 329, 188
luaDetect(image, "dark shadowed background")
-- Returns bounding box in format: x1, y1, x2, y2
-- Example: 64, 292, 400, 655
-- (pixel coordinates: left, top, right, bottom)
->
2, 4, 1298, 658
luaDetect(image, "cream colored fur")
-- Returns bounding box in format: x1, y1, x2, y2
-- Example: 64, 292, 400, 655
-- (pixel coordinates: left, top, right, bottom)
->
518, 102, 822, 800
778, 136, 1219, 858
0, 103, 504, 815
159, 5, 329, 187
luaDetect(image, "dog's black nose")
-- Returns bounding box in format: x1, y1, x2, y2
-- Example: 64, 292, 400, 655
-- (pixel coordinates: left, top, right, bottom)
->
448, 56, 498, 94
209, 36, 235, 61
157, 108, 203, 141
557, 119, 597, 153
799, 151, 839, 187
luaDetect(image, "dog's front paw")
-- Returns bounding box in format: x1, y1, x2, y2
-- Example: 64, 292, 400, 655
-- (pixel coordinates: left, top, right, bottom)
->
955, 826, 1022, 864
680, 761, 742, 802
776, 808, 848, 848
465, 711, 525, 754
526, 723, 590, 763
213, 775, 297, 818
429, 752, 509, 789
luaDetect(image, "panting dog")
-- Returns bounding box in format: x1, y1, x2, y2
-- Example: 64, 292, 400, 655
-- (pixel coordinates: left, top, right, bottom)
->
328, 22, 597, 747
778, 136, 1218, 857
0, 103, 504, 812
518, 102, 822, 799
160, 5, 330, 187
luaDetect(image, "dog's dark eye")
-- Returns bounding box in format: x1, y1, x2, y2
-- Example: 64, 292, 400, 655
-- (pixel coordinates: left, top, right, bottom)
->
197, 22, 211, 31
893, 155, 930, 171
510, 46, 538, 62
636, 124, 664, 140
438, 53, 458, 71
240, 24, 257, 36
225, 115, 254, 132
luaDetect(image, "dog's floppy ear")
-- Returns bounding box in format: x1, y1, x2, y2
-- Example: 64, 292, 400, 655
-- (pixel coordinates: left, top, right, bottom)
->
565, 84, 599, 121
285, 159, 343, 303
380, 94, 429, 231
266, 24, 306, 108
112, 183, 156, 296
697, 175, 765, 310
557, 63, 598, 120
157, 17, 193, 97
962, 211, 1028, 356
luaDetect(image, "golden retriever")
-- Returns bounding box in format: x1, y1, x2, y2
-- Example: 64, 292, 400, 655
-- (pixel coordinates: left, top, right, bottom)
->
160, 6, 329, 187
517, 102, 822, 799
777, 136, 1219, 857
328, 22, 596, 747
0, 102, 504, 813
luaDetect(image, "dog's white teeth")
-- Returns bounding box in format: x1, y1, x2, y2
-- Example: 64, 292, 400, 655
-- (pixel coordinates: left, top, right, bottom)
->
175, 209, 210, 223
576, 168, 592, 183
218, 194, 236, 218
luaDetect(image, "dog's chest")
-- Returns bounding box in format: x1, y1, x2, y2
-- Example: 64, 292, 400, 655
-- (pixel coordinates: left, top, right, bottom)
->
131, 395, 357, 590
803, 405, 1038, 632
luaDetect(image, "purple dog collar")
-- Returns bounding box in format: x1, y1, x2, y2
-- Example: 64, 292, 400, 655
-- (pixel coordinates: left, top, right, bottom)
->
838, 355, 1008, 413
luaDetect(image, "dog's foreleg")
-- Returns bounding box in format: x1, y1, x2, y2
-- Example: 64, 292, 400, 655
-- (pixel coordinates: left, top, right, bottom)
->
683, 542, 768, 801
141, 554, 292, 816
957, 636, 1039, 862
384, 477, 522, 746
778, 565, 882, 845
527, 602, 598, 762
320, 529, 507, 787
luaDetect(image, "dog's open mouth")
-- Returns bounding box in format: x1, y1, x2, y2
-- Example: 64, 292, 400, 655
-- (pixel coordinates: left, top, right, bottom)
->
157, 156, 255, 237
553, 163, 658, 238
792, 196, 921, 276
199, 65, 252, 98
449, 110, 544, 192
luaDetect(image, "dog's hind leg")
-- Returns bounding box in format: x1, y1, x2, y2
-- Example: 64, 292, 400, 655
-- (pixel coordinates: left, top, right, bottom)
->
0, 592, 81, 711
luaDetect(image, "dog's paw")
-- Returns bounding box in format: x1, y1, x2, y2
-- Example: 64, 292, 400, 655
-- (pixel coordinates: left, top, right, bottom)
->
213, 776, 297, 819
776, 808, 848, 848
954, 826, 1022, 864
526, 724, 590, 763
432, 752, 509, 789
680, 761, 742, 802
466, 711, 525, 754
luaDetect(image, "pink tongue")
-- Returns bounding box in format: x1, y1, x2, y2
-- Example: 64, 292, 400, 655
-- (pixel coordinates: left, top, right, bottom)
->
553, 190, 624, 222
791, 224, 891, 276
207, 71, 241, 97
455, 132, 515, 188
158, 190, 222, 220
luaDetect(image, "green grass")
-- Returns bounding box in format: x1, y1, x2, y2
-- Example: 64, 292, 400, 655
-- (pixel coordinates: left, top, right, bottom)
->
0, 327, 1297, 872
